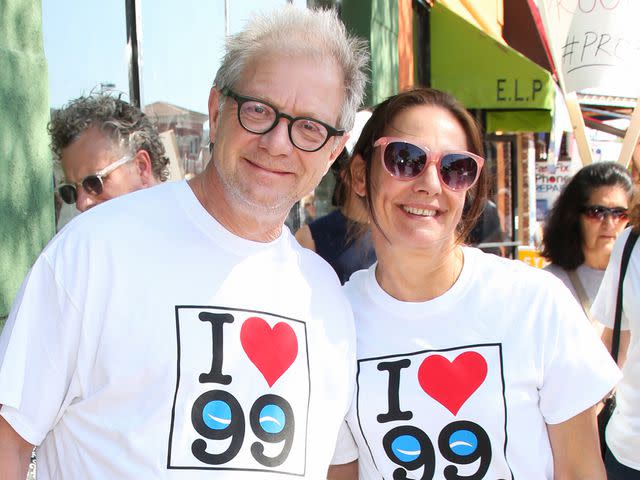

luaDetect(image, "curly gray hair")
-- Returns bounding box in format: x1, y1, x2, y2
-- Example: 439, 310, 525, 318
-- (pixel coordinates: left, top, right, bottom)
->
48, 94, 170, 182
214, 6, 369, 133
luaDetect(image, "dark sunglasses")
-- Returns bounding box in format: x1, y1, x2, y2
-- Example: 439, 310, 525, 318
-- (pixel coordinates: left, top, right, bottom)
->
374, 137, 484, 191
57, 155, 133, 205
580, 205, 629, 222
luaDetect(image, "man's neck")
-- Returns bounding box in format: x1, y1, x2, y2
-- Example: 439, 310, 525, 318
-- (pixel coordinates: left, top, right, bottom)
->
188, 171, 285, 243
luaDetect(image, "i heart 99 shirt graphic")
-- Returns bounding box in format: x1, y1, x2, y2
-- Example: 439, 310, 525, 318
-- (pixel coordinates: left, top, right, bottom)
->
168, 306, 309, 475
355, 344, 513, 479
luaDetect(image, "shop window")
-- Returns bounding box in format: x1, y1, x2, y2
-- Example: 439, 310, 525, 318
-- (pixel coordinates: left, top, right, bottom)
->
482, 135, 518, 258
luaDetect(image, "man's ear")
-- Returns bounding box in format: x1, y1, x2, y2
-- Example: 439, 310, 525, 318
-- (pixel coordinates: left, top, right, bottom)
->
133, 150, 156, 185
208, 86, 222, 144
350, 153, 367, 197
324, 133, 350, 175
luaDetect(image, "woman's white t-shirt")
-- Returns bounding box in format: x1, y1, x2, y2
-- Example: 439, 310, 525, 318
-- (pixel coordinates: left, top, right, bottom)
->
334, 247, 620, 479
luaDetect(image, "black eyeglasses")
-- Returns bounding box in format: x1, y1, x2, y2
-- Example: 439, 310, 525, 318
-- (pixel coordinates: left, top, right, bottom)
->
580, 205, 629, 222
57, 155, 133, 204
221, 87, 344, 152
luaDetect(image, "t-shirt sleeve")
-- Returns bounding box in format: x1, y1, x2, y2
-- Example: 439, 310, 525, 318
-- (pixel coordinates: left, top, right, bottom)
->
592, 229, 629, 330
0, 253, 82, 445
331, 420, 359, 465
538, 283, 621, 425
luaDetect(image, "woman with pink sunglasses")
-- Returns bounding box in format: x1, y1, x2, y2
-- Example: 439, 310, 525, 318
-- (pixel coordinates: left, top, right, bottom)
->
328, 88, 619, 480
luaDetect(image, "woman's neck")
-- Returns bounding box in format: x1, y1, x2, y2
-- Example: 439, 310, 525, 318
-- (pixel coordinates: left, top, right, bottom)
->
582, 249, 609, 270
374, 243, 464, 302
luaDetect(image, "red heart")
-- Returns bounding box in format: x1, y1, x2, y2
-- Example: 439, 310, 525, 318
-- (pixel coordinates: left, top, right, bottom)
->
417, 351, 487, 415
240, 316, 298, 387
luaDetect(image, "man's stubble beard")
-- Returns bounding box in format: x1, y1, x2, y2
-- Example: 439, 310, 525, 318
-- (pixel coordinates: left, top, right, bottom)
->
213, 159, 296, 219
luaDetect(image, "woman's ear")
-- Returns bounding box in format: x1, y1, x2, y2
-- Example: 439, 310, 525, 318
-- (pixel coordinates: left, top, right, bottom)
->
351, 153, 367, 197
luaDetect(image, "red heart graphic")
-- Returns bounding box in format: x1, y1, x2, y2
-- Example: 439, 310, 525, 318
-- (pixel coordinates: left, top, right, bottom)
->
240, 316, 298, 387
418, 351, 487, 415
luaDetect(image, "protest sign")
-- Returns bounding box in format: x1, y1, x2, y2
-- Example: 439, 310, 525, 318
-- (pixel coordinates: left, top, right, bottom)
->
537, 0, 640, 166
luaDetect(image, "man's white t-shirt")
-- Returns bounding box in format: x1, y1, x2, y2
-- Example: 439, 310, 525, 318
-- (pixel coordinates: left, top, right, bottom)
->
0, 181, 356, 479
592, 227, 640, 470
333, 247, 620, 479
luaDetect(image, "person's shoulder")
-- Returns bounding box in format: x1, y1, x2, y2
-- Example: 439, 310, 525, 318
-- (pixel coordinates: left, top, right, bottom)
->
101, 180, 179, 216
47, 182, 181, 255
78, 181, 177, 224
465, 247, 564, 289
543, 262, 568, 280
286, 232, 354, 319
342, 266, 370, 298
286, 229, 343, 284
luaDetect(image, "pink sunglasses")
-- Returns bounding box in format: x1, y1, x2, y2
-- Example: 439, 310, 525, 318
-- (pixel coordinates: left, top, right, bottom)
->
374, 137, 484, 191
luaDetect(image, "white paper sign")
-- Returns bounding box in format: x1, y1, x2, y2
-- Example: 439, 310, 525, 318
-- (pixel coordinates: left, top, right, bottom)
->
539, 0, 640, 95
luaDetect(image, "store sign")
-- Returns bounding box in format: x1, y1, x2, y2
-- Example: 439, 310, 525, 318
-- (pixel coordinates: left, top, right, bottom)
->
535, 161, 574, 220
496, 79, 546, 103
518, 246, 549, 269
539, 0, 640, 94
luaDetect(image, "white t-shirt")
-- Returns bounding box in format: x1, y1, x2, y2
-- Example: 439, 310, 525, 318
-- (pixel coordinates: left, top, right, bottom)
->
332, 247, 620, 479
592, 227, 640, 470
0, 181, 356, 479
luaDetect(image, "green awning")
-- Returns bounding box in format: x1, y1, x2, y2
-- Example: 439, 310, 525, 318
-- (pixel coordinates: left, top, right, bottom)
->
430, 3, 555, 132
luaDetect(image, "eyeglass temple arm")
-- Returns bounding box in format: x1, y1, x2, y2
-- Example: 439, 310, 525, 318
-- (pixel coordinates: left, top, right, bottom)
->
96, 154, 134, 177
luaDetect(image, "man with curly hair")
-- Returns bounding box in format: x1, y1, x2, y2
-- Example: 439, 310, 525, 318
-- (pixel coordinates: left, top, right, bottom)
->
50, 94, 169, 212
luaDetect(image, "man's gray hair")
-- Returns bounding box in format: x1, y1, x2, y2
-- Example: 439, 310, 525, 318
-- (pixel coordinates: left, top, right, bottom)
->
48, 94, 170, 182
214, 6, 369, 132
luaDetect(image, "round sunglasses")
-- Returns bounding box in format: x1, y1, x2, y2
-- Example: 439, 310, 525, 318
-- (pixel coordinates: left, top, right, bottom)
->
580, 205, 629, 222
374, 137, 484, 191
57, 154, 133, 205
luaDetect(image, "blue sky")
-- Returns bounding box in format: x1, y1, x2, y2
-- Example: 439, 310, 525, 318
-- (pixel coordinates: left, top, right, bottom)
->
43, 0, 305, 114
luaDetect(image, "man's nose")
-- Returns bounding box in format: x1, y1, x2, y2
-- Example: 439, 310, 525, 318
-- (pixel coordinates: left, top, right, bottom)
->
75, 188, 98, 213
258, 118, 295, 156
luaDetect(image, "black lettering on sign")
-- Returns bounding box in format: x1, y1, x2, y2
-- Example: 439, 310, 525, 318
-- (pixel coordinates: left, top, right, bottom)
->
496, 79, 545, 102
496, 79, 506, 101
532, 79, 542, 100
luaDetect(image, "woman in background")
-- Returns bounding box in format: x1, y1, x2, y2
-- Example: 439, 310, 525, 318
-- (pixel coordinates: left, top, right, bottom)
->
328, 87, 619, 480
542, 162, 633, 329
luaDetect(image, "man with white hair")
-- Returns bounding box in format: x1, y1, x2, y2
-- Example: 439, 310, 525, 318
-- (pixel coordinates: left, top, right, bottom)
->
0, 6, 368, 478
